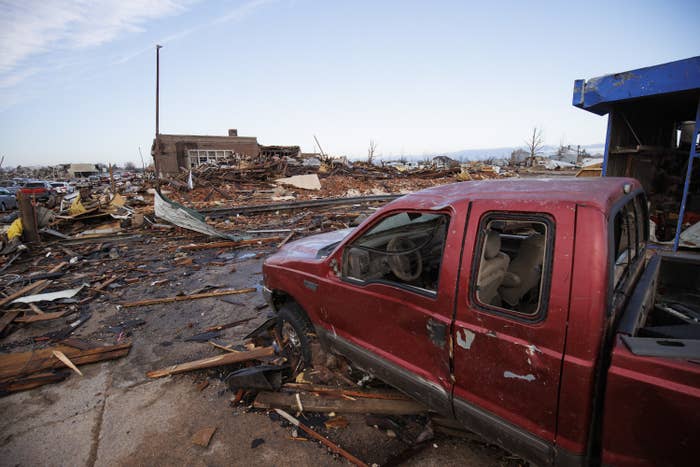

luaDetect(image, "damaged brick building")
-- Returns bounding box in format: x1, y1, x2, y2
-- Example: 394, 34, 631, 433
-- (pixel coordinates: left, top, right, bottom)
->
151, 129, 301, 175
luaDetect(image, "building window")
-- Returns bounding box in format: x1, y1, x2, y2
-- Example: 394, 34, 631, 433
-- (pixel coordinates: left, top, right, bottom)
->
471, 213, 554, 319
187, 150, 234, 167
341, 211, 449, 295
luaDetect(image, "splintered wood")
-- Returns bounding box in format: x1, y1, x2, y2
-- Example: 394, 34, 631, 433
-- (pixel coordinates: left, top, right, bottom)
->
0, 343, 131, 394
120, 287, 256, 308
147, 346, 274, 378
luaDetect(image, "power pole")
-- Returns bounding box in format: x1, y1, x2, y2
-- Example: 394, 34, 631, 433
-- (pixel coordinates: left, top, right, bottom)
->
154, 44, 163, 179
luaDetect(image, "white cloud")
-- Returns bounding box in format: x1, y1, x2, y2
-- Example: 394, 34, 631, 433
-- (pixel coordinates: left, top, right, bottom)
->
112, 0, 276, 65
0, 0, 191, 75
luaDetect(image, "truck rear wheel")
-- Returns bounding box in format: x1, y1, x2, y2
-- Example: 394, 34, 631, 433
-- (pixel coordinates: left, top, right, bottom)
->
276, 302, 314, 375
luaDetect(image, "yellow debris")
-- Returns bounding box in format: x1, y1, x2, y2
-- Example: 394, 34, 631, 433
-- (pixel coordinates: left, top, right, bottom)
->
69, 194, 87, 216
7, 218, 22, 240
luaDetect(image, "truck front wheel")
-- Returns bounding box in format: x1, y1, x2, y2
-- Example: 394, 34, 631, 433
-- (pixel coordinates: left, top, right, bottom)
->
276, 302, 314, 375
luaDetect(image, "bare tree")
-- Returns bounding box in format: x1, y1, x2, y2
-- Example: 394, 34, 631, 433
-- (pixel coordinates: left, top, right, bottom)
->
524, 127, 544, 167
124, 161, 136, 170
367, 139, 378, 164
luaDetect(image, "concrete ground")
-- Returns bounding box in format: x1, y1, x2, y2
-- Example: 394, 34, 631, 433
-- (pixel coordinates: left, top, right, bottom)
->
0, 243, 511, 466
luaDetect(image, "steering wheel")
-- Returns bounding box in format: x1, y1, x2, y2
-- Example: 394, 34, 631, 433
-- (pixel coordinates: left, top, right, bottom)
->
386, 236, 423, 282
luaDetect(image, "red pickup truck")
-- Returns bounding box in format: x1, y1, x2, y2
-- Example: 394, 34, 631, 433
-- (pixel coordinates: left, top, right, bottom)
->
262, 178, 699, 466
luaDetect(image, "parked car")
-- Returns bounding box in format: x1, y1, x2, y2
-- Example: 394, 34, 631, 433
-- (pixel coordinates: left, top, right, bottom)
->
0, 188, 18, 211
0, 180, 20, 195
19, 180, 55, 201
50, 181, 74, 194
262, 178, 699, 467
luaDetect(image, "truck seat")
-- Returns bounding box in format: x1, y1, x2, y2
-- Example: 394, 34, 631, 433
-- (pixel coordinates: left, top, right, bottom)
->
477, 231, 510, 305
499, 233, 545, 308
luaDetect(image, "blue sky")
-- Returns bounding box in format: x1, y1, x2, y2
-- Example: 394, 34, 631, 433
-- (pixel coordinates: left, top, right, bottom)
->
0, 0, 698, 167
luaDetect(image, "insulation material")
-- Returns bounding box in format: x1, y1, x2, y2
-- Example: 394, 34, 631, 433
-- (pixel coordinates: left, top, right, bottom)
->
153, 189, 241, 240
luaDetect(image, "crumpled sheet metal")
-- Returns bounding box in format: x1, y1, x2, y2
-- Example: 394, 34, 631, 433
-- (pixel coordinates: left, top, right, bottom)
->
154, 189, 241, 240
12, 284, 85, 304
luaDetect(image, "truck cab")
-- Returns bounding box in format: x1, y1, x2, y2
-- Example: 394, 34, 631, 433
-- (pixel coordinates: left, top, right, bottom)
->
262, 177, 699, 466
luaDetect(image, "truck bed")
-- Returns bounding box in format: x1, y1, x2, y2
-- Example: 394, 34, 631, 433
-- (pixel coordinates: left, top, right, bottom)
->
618, 252, 700, 360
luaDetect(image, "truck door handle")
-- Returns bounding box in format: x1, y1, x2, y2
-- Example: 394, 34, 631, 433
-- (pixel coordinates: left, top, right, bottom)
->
426, 318, 447, 349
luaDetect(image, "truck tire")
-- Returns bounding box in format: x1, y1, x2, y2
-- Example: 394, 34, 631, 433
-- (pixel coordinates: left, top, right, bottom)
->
0, 202, 5, 212
277, 302, 314, 374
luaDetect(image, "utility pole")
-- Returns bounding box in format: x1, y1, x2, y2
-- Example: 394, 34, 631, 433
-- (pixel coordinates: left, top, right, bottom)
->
154, 44, 163, 179
156, 44, 162, 136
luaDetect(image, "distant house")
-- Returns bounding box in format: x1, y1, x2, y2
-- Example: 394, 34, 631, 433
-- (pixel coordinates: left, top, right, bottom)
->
554, 145, 581, 164
67, 164, 99, 178
510, 149, 530, 165
432, 155, 459, 169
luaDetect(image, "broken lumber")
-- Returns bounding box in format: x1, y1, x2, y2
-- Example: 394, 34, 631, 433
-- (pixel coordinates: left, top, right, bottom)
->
0, 310, 21, 334
191, 426, 217, 447
0, 342, 131, 385
254, 391, 427, 415
14, 310, 68, 323
275, 409, 368, 467
0, 370, 71, 395
179, 237, 282, 251
282, 383, 413, 401
147, 346, 274, 378
120, 287, 256, 308
52, 350, 83, 376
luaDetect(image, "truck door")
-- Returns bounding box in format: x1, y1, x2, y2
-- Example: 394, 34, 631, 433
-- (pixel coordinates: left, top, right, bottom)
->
321, 204, 467, 416
452, 201, 575, 465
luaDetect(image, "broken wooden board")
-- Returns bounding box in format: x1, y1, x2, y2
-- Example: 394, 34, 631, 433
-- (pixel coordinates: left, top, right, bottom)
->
147, 346, 274, 378
282, 383, 413, 401
191, 426, 217, 447
0, 370, 71, 395
254, 391, 427, 415
0, 342, 131, 383
14, 310, 68, 323
120, 287, 256, 308
179, 237, 282, 251
0, 310, 21, 335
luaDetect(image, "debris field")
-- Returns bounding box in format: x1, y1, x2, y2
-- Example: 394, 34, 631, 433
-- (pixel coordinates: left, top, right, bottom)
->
0, 159, 524, 466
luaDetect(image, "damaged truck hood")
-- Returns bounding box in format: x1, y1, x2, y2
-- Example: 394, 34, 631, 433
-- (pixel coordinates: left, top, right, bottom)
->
269, 228, 354, 262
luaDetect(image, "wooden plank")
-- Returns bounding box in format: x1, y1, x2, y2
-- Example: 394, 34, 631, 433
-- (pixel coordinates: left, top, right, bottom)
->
147, 346, 274, 378
191, 426, 217, 447
0, 343, 131, 382
120, 287, 256, 308
275, 409, 368, 467
254, 391, 427, 415
0, 310, 21, 334
282, 383, 412, 401
0, 370, 71, 395
179, 237, 282, 251
28, 303, 45, 315
15, 310, 68, 323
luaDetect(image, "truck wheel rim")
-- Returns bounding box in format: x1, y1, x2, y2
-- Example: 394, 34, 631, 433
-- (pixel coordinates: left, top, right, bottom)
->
281, 322, 303, 373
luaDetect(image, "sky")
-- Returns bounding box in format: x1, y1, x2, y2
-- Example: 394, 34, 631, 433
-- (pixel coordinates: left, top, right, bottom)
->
0, 0, 698, 167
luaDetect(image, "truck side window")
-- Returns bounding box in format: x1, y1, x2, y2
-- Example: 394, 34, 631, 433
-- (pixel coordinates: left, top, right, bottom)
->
341, 212, 449, 295
612, 195, 647, 289
472, 215, 553, 318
